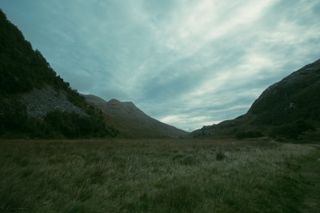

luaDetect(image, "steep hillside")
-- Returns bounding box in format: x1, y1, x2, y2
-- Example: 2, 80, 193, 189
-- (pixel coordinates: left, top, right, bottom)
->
0, 10, 116, 138
84, 95, 188, 138
193, 58, 320, 140
249, 59, 320, 124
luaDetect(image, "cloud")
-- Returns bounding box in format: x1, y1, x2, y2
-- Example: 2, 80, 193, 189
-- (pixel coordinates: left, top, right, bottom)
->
1, 0, 320, 131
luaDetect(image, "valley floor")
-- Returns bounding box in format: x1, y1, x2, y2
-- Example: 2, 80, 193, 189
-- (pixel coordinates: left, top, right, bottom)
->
0, 139, 319, 213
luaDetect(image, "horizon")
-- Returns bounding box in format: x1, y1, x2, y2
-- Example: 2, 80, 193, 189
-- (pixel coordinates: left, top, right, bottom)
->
1, 1, 320, 131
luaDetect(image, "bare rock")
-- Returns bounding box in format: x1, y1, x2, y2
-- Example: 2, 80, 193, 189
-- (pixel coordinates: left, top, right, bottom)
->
21, 87, 86, 117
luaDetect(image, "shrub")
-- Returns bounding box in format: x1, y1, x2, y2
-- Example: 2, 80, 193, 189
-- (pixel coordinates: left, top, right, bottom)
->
216, 151, 226, 161
44, 111, 114, 138
0, 97, 28, 134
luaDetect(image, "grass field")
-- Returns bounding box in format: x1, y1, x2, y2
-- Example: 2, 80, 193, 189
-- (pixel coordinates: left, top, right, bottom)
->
0, 139, 319, 213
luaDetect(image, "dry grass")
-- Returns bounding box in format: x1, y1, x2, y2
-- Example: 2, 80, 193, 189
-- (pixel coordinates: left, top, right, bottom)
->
0, 139, 318, 213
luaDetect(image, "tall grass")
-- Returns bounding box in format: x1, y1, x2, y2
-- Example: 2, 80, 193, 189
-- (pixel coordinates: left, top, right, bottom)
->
0, 139, 317, 212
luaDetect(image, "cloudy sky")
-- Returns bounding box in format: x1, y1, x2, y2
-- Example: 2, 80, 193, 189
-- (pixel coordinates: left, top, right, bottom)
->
1, 0, 320, 131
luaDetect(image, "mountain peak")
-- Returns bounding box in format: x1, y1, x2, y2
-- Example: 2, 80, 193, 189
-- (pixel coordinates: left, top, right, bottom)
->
84, 95, 187, 138
108, 98, 120, 104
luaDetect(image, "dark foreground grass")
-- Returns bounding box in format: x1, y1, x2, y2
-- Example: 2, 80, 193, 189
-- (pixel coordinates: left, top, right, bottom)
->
0, 139, 319, 213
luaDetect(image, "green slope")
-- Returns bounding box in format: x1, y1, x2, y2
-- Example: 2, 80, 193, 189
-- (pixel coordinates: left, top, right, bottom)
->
193, 59, 320, 140
0, 10, 116, 138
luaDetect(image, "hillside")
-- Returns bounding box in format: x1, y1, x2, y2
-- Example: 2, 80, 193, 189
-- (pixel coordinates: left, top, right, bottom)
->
84, 95, 188, 138
193, 58, 320, 140
0, 10, 116, 138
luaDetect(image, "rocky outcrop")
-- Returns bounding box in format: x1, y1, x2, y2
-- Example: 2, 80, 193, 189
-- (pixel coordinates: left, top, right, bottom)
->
22, 87, 86, 117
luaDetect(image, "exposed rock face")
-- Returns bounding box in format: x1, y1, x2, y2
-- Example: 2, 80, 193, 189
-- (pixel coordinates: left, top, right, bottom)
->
22, 87, 85, 117
192, 58, 320, 139
84, 95, 188, 138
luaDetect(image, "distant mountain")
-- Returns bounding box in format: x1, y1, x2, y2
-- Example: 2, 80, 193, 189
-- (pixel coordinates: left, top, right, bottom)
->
84, 95, 188, 138
0, 10, 116, 138
192, 59, 320, 140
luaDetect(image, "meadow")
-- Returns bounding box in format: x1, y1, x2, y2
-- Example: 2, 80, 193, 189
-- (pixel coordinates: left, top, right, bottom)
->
0, 139, 319, 213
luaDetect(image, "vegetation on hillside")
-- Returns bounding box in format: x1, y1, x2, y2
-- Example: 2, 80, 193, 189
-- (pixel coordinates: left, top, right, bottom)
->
249, 60, 320, 128
0, 10, 62, 95
193, 59, 320, 140
0, 10, 116, 138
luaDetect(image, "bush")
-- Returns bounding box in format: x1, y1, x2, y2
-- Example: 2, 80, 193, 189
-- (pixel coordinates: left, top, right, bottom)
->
0, 97, 28, 134
0, 96, 116, 139
44, 111, 115, 138
216, 151, 226, 161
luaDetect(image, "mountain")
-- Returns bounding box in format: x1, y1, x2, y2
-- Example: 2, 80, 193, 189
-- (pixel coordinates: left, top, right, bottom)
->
192, 58, 320, 140
0, 10, 116, 138
84, 95, 188, 138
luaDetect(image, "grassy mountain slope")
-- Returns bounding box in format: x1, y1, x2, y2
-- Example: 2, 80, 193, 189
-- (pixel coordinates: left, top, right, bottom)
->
193, 59, 320, 140
84, 95, 188, 138
0, 10, 116, 138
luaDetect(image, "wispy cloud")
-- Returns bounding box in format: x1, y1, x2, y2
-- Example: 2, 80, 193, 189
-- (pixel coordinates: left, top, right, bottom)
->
1, 0, 320, 131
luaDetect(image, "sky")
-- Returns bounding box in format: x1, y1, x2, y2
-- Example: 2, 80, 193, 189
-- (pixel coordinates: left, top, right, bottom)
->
1, 0, 320, 131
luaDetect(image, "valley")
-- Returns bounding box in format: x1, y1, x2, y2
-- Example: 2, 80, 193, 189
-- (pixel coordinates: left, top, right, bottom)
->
1, 3, 320, 213
0, 139, 319, 213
